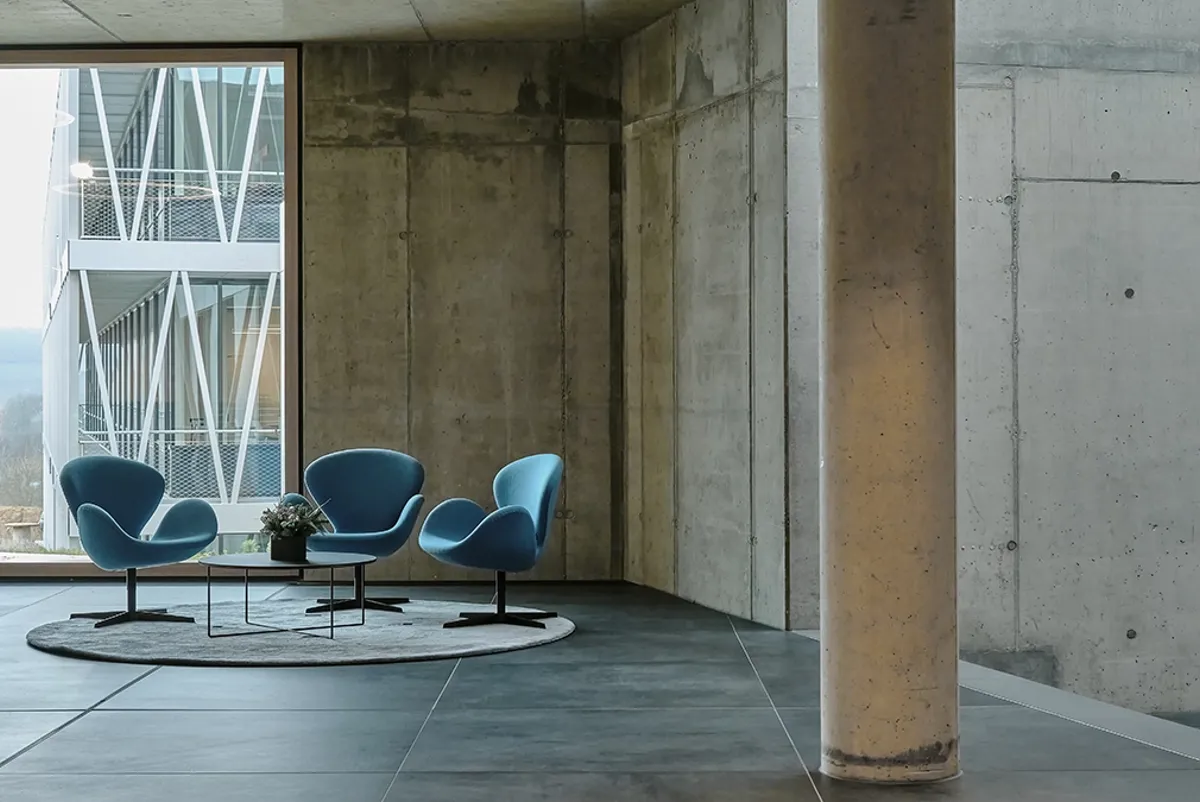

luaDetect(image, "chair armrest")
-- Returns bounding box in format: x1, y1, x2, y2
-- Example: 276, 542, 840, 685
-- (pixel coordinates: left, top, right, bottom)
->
423, 498, 487, 535
152, 499, 218, 542
75, 503, 145, 571
394, 493, 426, 537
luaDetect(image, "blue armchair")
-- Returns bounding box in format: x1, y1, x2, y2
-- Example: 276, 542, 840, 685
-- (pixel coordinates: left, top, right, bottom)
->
419, 454, 563, 629
59, 455, 218, 628
285, 448, 425, 614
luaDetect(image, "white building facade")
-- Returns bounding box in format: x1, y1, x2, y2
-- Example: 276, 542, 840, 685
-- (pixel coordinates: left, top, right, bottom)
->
42, 64, 286, 551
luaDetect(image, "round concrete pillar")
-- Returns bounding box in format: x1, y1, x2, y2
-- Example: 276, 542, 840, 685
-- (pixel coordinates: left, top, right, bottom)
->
817, 0, 959, 785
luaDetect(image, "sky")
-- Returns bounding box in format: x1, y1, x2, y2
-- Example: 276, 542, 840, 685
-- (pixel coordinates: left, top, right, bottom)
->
0, 69, 60, 331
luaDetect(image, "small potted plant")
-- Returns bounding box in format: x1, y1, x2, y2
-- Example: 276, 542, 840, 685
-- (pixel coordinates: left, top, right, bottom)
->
260, 500, 328, 563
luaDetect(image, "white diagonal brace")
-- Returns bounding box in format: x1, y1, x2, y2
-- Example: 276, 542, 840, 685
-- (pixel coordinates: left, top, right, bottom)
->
190, 68, 228, 243
130, 69, 168, 242
89, 69, 128, 241
231, 67, 267, 243
230, 272, 277, 502
137, 272, 179, 463
277, 201, 287, 496
79, 270, 118, 453
181, 272, 229, 503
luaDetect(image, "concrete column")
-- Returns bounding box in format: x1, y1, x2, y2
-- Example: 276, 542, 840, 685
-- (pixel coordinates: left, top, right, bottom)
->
817, 0, 959, 784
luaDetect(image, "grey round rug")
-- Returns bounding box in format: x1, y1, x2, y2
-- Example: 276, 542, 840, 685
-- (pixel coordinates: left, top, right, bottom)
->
26, 599, 574, 666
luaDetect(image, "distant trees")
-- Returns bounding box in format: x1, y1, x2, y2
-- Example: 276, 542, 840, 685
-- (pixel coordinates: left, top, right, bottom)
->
0, 394, 42, 507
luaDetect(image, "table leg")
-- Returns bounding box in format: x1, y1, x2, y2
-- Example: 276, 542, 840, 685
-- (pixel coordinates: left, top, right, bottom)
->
206, 565, 213, 638
244, 570, 251, 625
328, 567, 335, 639
357, 564, 367, 625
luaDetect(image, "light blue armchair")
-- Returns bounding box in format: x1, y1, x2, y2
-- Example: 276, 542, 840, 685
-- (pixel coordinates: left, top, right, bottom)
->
285, 448, 425, 614
419, 454, 563, 629
60, 455, 218, 628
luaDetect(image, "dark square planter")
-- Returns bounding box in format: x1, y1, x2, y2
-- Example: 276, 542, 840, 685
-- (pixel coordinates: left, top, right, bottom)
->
268, 535, 308, 563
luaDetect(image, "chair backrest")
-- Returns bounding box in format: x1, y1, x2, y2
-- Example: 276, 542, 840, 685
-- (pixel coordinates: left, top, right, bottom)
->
304, 449, 425, 533
493, 454, 564, 552
59, 455, 165, 538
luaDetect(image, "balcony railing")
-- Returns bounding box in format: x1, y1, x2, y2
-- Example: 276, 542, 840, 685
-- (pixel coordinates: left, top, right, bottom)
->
77, 168, 284, 243
78, 425, 282, 502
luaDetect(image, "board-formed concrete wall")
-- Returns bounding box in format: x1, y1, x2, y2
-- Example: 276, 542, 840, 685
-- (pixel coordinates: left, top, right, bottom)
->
773, 0, 1200, 712
622, 0, 789, 627
301, 42, 622, 583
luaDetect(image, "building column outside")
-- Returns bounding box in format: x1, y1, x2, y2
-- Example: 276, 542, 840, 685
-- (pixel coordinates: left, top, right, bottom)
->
817, 0, 959, 784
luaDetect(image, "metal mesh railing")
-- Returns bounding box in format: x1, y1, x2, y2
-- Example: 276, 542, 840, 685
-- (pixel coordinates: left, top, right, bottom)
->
78, 428, 282, 501
77, 168, 283, 243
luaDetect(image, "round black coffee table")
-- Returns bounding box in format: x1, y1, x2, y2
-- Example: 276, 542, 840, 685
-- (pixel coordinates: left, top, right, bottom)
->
200, 552, 376, 640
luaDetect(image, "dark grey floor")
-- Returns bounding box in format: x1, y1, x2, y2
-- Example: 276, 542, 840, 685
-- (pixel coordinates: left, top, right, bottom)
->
0, 580, 1196, 801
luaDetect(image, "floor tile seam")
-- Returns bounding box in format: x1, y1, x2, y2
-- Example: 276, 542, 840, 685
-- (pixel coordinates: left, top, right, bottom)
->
380, 658, 462, 801
91, 707, 458, 713
729, 615, 825, 802
263, 583, 296, 601
405, 705, 784, 713
0, 709, 90, 714
0, 586, 73, 618
0, 665, 160, 771
0, 769, 386, 776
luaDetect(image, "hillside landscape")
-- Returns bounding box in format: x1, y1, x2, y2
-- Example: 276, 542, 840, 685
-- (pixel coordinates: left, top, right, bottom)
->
0, 328, 40, 404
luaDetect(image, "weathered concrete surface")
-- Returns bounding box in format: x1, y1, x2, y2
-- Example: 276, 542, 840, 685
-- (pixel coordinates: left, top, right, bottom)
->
956, 76, 1018, 653
1017, 181, 1200, 713
1016, 68, 1200, 182
818, 0, 959, 781
784, 0, 819, 628
622, 116, 677, 593
768, 3, 1200, 715
621, 0, 788, 627
750, 79, 788, 628
675, 93, 753, 619
564, 144, 619, 580
302, 43, 621, 582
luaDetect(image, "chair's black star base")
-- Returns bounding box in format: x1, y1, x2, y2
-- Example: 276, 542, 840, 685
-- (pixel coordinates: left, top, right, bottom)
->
71, 608, 168, 619
305, 564, 408, 615
74, 610, 196, 629
305, 598, 405, 614
445, 611, 557, 630
69, 568, 196, 628
442, 571, 558, 629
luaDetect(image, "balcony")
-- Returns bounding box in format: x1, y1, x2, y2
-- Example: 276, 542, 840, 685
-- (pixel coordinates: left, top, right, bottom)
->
74, 168, 283, 244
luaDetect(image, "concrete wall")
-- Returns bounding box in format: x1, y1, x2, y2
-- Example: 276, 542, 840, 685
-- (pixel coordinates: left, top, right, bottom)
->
952, 5, 1200, 715
621, 0, 789, 627
301, 42, 622, 583
956, 62, 1200, 714
774, 0, 1200, 713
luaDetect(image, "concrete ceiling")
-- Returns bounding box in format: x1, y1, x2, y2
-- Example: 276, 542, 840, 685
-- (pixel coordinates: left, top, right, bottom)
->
0, 0, 687, 45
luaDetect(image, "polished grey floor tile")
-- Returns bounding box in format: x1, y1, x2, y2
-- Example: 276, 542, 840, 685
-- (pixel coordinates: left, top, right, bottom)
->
738, 631, 822, 708
960, 707, 1200, 770
0, 584, 70, 608
404, 708, 802, 773
0, 659, 149, 711
959, 689, 1011, 706
482, 627, 750, 665
2, 710, 426, 774
813, 771, 1200, 801
384, 772, 819, 801
779, 706, 1200, 772
0, 712, 78, 763
441, 659, 769, 710
0, 773, 395, 802
270, 583, 495, 604
101, 663, 454, 711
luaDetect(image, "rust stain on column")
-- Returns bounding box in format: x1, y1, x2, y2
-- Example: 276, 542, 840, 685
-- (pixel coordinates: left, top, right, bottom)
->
818, 0, 959, 785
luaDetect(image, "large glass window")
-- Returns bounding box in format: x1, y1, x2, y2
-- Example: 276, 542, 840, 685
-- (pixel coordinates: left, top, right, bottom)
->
1, 55, 294, 568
